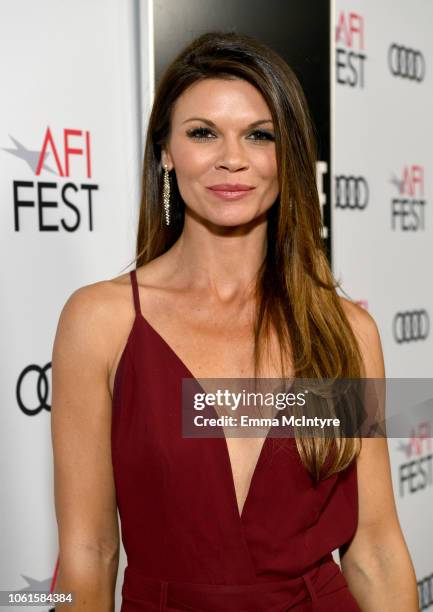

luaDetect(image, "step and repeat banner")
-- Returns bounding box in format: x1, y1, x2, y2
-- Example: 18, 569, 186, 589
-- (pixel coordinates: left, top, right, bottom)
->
1, 0, 431, 610
0, 1, 151, 610
333, 0, 433, 608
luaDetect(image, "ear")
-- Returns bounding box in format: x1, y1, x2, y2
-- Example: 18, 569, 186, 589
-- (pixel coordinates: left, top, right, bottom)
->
161, 148, 174, 171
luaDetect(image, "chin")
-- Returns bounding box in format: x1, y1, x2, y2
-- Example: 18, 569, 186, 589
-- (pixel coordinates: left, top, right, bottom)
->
206, 209, 262, 228
186, 202, 267, 229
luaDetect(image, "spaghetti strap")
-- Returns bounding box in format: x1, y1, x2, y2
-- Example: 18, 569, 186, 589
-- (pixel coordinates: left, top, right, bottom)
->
129, 269, 142, 317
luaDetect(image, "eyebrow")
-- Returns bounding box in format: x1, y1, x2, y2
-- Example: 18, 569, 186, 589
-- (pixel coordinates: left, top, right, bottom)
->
181, 117, 274, 128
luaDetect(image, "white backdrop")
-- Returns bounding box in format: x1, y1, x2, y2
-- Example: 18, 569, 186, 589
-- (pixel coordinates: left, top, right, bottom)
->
333, 0, 433, 607
1, 0, 431, 610
0, 1, 152, 609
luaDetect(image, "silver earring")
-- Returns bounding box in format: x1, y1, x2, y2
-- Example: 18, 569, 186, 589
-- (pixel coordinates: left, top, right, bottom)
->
162, 164, 170, 226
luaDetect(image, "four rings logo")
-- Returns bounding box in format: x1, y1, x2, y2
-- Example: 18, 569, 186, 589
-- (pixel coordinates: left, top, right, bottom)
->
392, 310, 430, 344
418, 572, 433, 610
16, 363, 51, 415
388, 44, 426, 82
335, 175, 369, 209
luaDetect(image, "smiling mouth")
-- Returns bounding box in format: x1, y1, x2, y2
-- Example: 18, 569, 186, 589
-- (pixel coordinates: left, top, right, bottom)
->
205, 187, 256, 201
207, 184, 256, 192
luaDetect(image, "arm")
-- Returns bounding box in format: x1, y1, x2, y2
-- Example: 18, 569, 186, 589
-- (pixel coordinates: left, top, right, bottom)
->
51, 284, 120, 611
339, 300, 419, 611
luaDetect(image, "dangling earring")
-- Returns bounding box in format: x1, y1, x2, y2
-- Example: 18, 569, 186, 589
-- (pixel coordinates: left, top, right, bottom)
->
162, 164, 171, 226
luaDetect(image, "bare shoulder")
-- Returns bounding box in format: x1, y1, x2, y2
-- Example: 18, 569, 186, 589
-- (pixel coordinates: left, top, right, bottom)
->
337, 295, 379, 342
337, 296, 385, 378
60, 269, 133, 313
55, 271, 133, 339
52, 271, 137, 389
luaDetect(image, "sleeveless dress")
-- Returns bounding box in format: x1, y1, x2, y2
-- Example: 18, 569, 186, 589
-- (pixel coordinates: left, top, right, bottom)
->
111, 269, 361, 611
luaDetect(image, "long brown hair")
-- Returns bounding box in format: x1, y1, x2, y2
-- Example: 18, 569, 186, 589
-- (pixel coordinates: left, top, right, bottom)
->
128, 31, 363, 481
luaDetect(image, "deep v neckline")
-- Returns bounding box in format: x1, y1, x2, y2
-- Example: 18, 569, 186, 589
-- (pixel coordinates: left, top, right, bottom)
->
137, 312, 271, 522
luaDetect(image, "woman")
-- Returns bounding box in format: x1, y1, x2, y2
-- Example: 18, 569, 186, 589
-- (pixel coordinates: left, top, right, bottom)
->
51, 31, 418, 611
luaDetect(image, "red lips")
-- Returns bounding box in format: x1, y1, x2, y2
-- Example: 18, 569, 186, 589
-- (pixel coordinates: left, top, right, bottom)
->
207, 183, 255, 191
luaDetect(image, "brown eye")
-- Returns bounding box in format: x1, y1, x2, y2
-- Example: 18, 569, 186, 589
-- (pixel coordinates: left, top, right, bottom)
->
248, 130, 275, 141
186, 127, 216, 140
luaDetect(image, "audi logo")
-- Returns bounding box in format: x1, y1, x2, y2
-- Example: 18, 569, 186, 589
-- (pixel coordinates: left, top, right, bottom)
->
393, 310, 430, 344
335, 175, 369, 210
16, 363, 51, 415
418, 573, 433, 610
388, 44, 426, 82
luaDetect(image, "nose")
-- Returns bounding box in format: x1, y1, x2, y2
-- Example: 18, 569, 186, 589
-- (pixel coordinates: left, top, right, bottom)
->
215, 135, 249, 172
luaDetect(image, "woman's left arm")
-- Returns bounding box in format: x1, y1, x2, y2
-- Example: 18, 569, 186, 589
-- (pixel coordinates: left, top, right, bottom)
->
339, 300, 419, 611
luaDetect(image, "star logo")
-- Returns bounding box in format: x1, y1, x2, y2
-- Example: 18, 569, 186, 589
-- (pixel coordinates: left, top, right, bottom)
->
2, 135, 56, 175
11, 573, 53, 592
390, 173, 404, 194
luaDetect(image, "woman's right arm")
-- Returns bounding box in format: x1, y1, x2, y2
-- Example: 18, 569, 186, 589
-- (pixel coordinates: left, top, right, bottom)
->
51, 283, 120, 611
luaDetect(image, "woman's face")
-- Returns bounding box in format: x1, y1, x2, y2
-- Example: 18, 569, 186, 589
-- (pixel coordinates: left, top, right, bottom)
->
163, 78, 279, 228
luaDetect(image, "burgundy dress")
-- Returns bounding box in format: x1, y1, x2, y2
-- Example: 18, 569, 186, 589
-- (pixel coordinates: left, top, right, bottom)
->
111, 269, 361, 611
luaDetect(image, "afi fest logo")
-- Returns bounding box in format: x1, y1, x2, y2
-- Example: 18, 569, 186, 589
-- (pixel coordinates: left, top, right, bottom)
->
398, 421, 433, 497
3, 127, 98, 232
335, 11, 367, 88
391, 164, 426, 231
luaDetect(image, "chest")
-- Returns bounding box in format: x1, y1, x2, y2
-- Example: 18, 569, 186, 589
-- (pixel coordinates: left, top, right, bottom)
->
146, 307, 288, 380
141, 316, 292, 518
